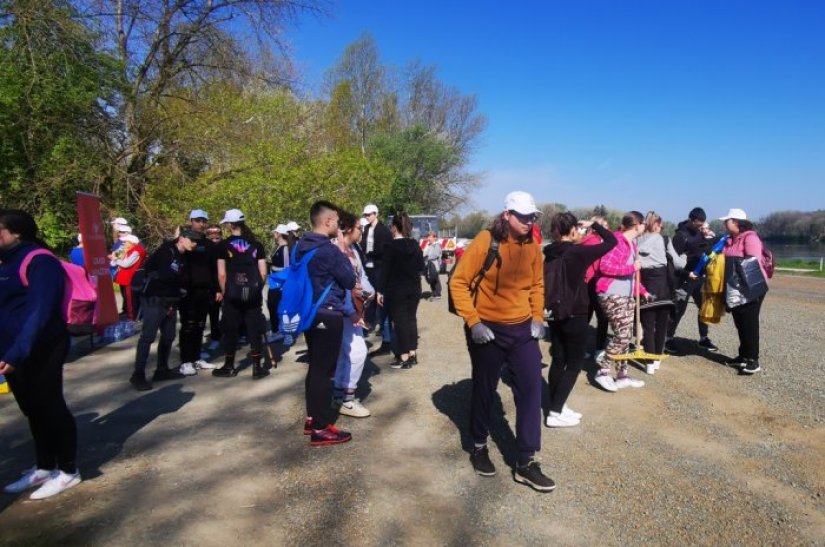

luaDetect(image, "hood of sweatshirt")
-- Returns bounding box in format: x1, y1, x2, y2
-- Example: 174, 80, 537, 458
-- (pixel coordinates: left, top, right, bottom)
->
296, 232, 334, 256
543, 241, 573, 262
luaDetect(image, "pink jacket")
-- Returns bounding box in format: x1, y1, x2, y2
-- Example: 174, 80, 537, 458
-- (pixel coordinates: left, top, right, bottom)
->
723, 230, 768, 282
595, 231, 648, 296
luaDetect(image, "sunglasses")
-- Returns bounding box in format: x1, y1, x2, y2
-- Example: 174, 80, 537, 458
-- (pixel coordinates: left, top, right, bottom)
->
509, 210, 539, 224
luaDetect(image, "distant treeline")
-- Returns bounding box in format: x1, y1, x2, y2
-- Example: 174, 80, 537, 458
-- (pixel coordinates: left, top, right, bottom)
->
445, 206, 825, 243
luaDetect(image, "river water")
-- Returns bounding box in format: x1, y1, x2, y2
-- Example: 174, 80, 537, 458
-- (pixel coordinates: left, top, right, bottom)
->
766, 242, 825, 260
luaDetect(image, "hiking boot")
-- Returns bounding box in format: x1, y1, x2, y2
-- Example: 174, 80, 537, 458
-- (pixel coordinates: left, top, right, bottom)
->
3, 468, 54, 494
179, 362, 197, 376
212, 365, 238, 378
741, 359, 761, 375
513, 460, 556, 492
339, 399, 371, 418
594, 369, 617, 392
29, 470, 81, 500
252, 362, 270, 380
698, 337, 719, 352
152, 368, 185, 382
309, 425, 352, 446
129, 374, 152, 391
470, 445, 496, 476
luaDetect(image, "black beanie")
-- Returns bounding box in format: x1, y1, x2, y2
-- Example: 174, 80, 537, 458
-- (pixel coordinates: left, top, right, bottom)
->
688, 207, 706, 222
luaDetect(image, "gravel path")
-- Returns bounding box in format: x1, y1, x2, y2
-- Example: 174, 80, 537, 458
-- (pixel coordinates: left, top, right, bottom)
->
0, 275, 823, 546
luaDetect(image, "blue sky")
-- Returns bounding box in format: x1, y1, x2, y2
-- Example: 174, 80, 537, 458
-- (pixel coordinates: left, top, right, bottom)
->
287, 0, 824, 222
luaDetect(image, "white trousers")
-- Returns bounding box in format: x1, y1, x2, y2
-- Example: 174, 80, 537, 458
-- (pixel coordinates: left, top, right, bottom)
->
334, 320, 367, 390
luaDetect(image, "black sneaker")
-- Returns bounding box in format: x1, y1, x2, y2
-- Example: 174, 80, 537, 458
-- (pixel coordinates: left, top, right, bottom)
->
390, 358, 411, 370
513, 461, 556, 492
725, 356, 746, 368
698, 337, 719, 352
212, 365, 238, 378
470, 446, 496, 476
129, 374, 152, 391
408, 355, 418, 366
152, 368, 185, 382
741, 359, 761, 374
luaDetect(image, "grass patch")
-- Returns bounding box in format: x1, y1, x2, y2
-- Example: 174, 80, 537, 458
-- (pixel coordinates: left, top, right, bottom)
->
775, 258, 825, 277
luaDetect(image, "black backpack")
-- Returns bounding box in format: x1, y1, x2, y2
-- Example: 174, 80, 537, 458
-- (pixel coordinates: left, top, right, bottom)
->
543, 253, 576, 322
447, 232, 501, 316
225, 240, 263, 304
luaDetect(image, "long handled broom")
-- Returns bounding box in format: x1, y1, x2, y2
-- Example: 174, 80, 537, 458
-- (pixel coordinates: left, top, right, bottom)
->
607, 268, 669, 362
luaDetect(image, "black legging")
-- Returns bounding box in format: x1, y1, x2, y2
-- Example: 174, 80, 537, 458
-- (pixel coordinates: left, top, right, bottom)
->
179, 289, 212, 363
547, 315, 588, 413
267, 288, 282, 333
387, 288, 420, 354
641, 307, 670, 355
221, 299, 264, 358
7, 332, 77, 473
731, 295, 764, 360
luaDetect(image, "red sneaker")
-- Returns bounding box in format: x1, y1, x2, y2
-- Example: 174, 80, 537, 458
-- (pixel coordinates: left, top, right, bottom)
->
309, 424, 352, 446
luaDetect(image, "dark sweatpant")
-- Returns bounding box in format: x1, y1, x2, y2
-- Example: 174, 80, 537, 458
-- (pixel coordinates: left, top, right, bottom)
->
304, 309, 344, 430
731, 295, 764, 360
387, 289, 420, 355
467, 319, 542, 463
134, 296, 178, 375
7, 332, 77, 473
641, 307, 670, 356
221, 299, 264, 357
178, 289, 212, 363
267, 288, 282, 333
547, 315, 589, 414
668, 280, 709, 339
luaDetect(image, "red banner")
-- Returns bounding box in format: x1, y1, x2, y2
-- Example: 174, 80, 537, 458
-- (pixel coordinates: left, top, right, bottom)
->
76, 192, 119, 328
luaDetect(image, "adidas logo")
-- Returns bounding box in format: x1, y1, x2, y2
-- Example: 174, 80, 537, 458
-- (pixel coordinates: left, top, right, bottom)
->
281, 313, 300, 334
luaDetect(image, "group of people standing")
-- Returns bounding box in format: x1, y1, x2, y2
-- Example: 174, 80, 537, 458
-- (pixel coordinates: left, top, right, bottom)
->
449, 192, 770, 492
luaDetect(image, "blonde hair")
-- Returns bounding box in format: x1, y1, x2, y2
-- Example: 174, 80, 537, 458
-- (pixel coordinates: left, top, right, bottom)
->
644, 211, 662, 233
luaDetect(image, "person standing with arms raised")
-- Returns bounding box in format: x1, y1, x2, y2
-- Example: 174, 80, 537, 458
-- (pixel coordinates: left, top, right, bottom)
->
449, 191, 555, 492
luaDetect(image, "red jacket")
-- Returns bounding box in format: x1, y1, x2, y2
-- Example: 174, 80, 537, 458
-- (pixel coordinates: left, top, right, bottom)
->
114, 244, 146, 286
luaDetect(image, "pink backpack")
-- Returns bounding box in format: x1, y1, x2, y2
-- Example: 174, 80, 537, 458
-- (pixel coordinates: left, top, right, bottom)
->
20, 249, 97, 335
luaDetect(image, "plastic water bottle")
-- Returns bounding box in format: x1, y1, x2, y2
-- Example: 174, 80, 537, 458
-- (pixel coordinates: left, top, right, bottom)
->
103, 325, 115, 342
0, 374, 8, 395
123, 321, 134, 337
113, 323, 124, 342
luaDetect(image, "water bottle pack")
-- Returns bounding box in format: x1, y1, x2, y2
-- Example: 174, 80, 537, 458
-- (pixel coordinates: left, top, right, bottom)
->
104, 320, 137, 342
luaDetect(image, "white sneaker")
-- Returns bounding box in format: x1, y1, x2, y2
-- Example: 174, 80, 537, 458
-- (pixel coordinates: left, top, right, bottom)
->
338, 399, 371, 418
594, 370, 618, 392
545, 411, 579, 428
615, 376, 645, 389
652, 360, 661, 371
645, 361, 656, 375
194, 359, 216, 370
179, 362, 197, 376
205, 340, 220, 351
3, 467, 54, 493
561, 405, 582, 420
29, 470, 81, 500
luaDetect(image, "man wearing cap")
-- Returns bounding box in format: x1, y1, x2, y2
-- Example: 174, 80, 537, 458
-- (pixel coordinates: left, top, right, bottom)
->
130, 228, 202, 391
669, 206, 719, 353
360, 204, 392, 345
449, 190, 555, 492
177, 210, 220, 376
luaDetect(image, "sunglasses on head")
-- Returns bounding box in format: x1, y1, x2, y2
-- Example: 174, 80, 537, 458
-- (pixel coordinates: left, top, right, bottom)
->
509, 210, 539, 224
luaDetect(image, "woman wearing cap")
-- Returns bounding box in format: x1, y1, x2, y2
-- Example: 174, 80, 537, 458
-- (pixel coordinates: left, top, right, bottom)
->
449, 191, 555, 492
594, 211, 651, 392
267, 223, 296, 341
720, 208, 768, 375
0, 210, 82, 499
111, 234, 146, 320
212, 209, 269, 380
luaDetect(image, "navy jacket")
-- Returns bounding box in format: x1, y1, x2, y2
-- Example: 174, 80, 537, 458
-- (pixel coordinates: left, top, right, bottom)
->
295, 233, 356, 313
0, 242, 66, 368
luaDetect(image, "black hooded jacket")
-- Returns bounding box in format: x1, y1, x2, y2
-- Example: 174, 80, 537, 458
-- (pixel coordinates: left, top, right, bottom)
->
672, 220, 710, 272
377, 238, 425, 297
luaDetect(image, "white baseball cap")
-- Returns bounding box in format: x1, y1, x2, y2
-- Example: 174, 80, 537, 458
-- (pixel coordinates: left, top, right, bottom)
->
189, 209, 209, 220
363, 204, 379, 216
272, 224, 290, 235
286, 221, 300, 232
120, 234, 140, 244
719, 208, 747, 221
116, 225, 132, 234
110, 217, 128, 225
504, 191, 540, 215
220, 209, 245, 224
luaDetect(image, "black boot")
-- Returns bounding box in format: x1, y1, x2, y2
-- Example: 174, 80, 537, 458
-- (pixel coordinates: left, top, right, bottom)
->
251, 353, 269, 380
212, 354, 238, 378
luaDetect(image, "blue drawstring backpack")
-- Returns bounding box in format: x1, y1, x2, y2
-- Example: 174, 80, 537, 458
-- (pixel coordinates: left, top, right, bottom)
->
269, 246, 332, 345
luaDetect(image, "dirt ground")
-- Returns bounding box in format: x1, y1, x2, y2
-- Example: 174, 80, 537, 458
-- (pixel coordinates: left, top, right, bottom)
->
0, 275, 823, 546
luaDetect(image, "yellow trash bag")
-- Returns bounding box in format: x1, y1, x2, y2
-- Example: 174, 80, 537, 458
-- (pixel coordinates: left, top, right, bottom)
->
700, 253, 726, 324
